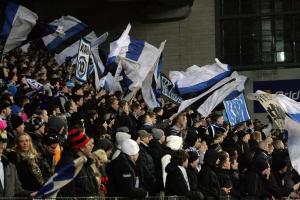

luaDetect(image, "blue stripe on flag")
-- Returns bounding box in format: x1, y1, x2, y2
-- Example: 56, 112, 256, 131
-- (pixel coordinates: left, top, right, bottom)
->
126, 38, 145, 61
288, 113, 300, 123
121, 70, 133, 88
46, 23, 87, 52
178, 70, 232, 95
0, 2, 19, 40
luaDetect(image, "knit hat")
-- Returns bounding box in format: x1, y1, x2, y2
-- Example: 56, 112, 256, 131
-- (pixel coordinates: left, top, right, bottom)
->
68, 129, 90, 149
151, 128, 164, 140
11, 105, 21, 115
48, 116, 67, 134
138, 129, 151, 139
253, 156, 269, 172
115, 132, 131, 148
66, 80, 75, 88
121, 138, 139, 156
166, 135, 183, 150
42, 133, 60, 146
29, 116, 45, 130
188, 151, 199, 163
237, 130, 249, 139
116, 126, 129, 133
94, 138, 113, 152
185, 131, 198, 147
7, 114, 23, 130
204, 149, 219, 167
0, 101, 10, 112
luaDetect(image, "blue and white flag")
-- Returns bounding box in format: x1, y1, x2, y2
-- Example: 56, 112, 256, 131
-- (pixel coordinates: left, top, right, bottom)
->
223, 93, 250, 126
42, 15, 89, 53
0, 2, 38, 54
99, 72, 123, 94
36, 156, 86, 198
169, 59, 232, 96
274, 93, 300, 123
141, 41, 165, 109
75, 38, 91, 83
26, 78, 44, 91
178, 71, 239, 114
285, 117, 300, 175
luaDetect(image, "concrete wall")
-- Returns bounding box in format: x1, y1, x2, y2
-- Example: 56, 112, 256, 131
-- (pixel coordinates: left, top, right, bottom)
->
129, 0, 216, 73
240, 68, 300, 123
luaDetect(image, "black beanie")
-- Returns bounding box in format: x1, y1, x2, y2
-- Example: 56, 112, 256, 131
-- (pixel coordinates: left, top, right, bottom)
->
7, 115, 23, 130
188, 151, 199, 163
185, 131, 198, 147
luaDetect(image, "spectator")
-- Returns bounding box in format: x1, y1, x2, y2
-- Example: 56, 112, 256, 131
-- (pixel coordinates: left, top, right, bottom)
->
107, 138, 147, 198
6, 115, 25, 146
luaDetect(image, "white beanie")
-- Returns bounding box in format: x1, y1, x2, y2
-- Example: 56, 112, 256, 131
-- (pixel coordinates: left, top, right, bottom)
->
116, 132, 131, 148
166, 135, 183, 150
121, 139, 139, 156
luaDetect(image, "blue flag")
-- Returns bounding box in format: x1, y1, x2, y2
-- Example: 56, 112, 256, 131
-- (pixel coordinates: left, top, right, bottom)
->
223, 93, 250, 126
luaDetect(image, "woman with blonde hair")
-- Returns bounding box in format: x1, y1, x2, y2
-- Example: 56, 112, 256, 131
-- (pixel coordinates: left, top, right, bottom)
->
7, 132, 45, 191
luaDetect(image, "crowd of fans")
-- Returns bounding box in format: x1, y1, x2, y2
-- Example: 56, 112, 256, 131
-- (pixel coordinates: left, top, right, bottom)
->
0, 45, 300, 200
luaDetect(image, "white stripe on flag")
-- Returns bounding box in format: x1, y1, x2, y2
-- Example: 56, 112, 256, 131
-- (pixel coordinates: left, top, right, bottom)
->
3, 5, 38, 54
197, 74, 247, 117
177, 71, 240, 114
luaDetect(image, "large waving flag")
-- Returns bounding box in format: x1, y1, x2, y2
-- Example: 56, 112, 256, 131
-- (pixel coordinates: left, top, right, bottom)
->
169, 59, 232, 98
0, 1, 38, 55
177, 71, 240, 114
42, 15, 89, 53
141, 41, 165, 109
107, 24, 164, 91
36, 156, 86, 198
197, 73, 247, 117
224, 94, 250, 126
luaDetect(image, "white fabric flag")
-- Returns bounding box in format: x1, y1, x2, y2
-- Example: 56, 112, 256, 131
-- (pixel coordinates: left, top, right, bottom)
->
169, 59, 231, 96
3, 5, 38, 54
141, 41, 166, 109
285, 117, 300, 174
197, 74, 247, 117
177, 71, 240, 114
75, 39, 91, 83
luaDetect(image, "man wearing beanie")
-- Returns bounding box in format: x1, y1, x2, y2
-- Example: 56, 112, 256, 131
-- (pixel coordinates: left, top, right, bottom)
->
111, 131, 131, 160
149, 128, 167, 192
236, 130, 251, 172
136, 130, 157, 195
186, 151, 201, 192
0, 101, 11, 120
6, 114, 25, 146
56, 129, 99, 197
107, 139, 147, 198
244, 156, 273, 199
28, 116, 45, 152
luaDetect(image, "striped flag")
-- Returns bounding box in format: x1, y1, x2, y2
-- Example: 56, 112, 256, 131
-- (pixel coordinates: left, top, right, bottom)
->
26, 78, 44, 91
0, 1, 38, 55
169, 59, 232, 99
36, 156, 87, 198
42, 15, 89, 53
107, 24, 164, 91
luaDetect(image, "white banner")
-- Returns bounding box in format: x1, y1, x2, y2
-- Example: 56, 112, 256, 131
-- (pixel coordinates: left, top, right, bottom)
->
75, 38, 91, 83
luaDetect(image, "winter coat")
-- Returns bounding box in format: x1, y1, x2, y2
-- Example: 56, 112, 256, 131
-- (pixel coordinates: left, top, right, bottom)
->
149, 139, 168, 191
186, 165, 199, 191
165, 162, 190, 196
56, 150, 99, 197
243, 169, 272, 199
197, 164, 220, 199
236, 140, 252, 172
217, 168, 232, 196
267, 172, 293, 198
0, 156, 31, 197
137, 143, 156, 193
106, 153, 147, 199
7, 151, 44, 191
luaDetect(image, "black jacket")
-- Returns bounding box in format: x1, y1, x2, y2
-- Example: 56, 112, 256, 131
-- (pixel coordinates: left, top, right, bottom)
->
217, 168, 232, 196
165, 162, 189, 196
236, 140, 252, 172
136, 143, 156, 193
197, 164, 220, 199
186, 165, 199, 191
56, 149, 99, 197
243, 169, 272, 199
106, 153, 147, 199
